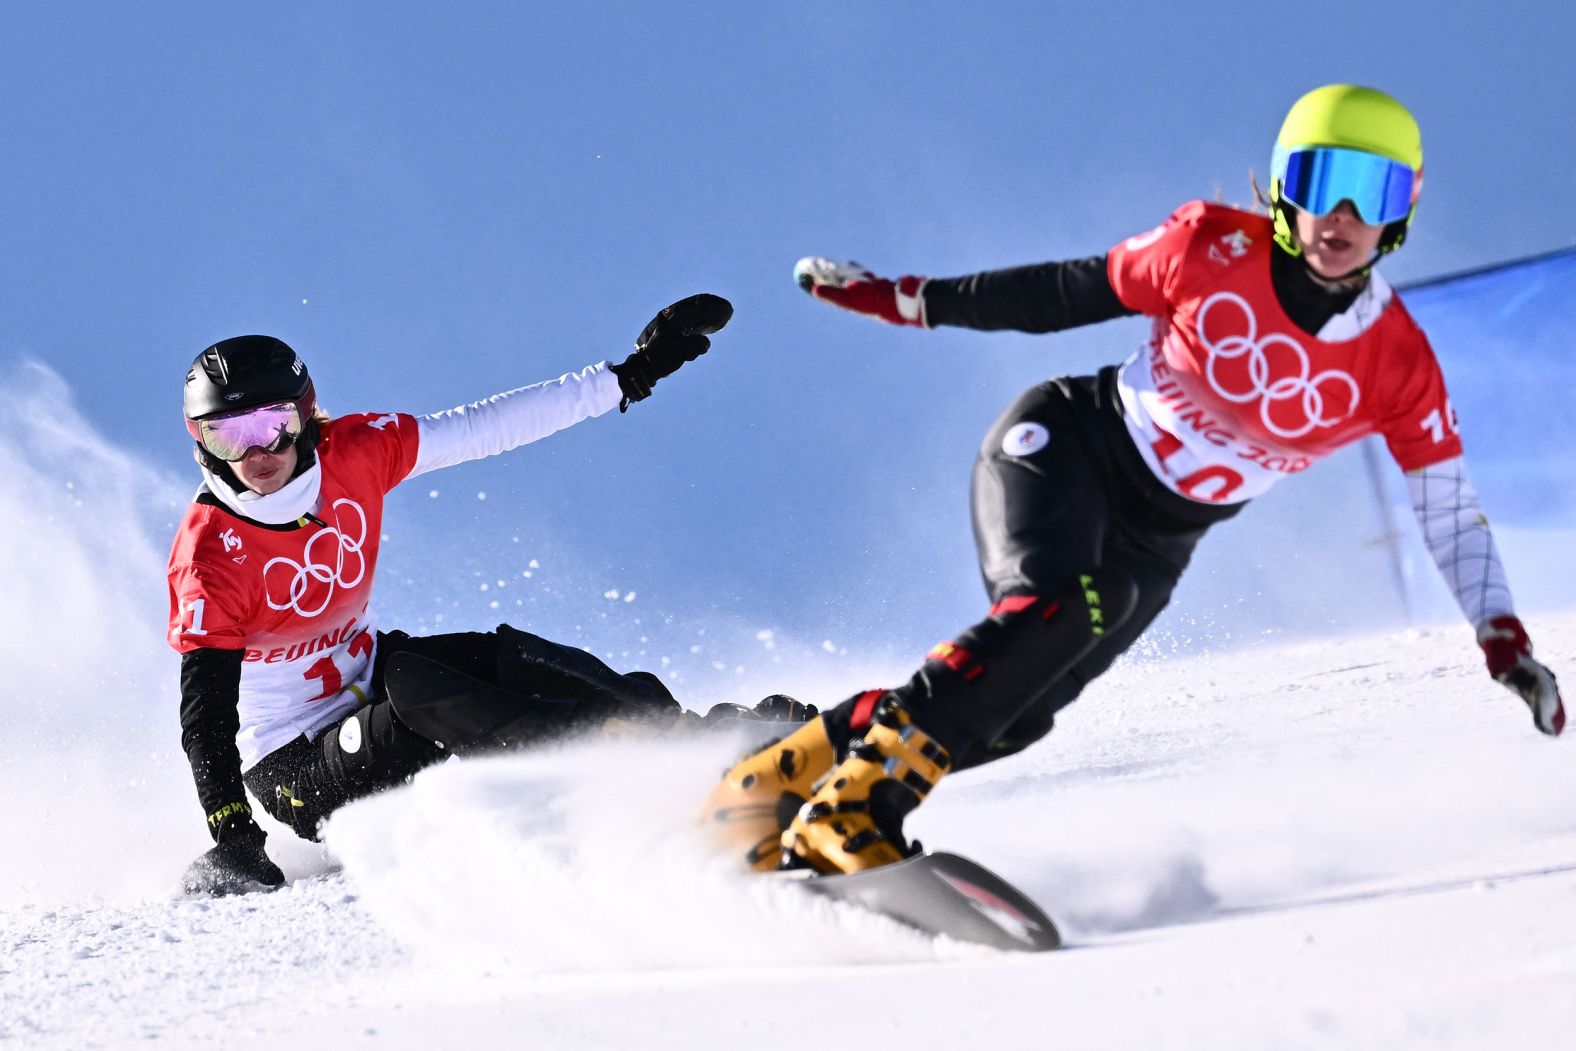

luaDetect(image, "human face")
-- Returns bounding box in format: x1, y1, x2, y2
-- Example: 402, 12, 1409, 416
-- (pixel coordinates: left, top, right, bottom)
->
232, 442, 300, 495
1293, 201, 1385, 281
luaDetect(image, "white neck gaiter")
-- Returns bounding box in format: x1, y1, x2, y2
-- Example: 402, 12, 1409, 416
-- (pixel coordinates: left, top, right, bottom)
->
198, 460, 323, 525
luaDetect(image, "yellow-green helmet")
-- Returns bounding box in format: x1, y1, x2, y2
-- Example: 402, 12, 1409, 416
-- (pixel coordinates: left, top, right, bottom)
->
1269, 84, 1423, 257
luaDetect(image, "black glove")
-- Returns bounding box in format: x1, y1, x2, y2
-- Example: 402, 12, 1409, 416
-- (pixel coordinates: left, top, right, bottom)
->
181, 810, 285, 897
610, 293, 733, 410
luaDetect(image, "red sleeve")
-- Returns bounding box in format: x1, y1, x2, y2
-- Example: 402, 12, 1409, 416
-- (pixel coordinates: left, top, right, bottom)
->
1377, 325, 1464, 471
323, 413, 421, 492
1105, 200, 1211, 316
167, 560, 253, 653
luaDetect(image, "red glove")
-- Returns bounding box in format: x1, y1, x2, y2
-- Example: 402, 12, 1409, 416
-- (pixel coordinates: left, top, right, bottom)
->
793, 258, 929, 327
1478, 614, 1565, 736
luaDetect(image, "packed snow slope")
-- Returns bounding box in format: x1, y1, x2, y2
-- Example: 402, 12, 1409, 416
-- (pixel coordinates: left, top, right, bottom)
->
1, 359, 1574, 1049
4, 610, 1573, 1050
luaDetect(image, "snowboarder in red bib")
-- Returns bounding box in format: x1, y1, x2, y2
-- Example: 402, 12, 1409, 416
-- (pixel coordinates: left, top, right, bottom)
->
170, 295, 760, 894
701, 84, 1565, 875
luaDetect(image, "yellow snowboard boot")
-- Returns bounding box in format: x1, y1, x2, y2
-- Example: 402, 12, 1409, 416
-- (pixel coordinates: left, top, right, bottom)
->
781, 700, 951, 873
698, 715, 837, 871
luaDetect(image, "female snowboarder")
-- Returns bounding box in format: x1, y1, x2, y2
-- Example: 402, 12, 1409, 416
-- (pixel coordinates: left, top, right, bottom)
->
702, 85, 1564, 875
172, 295, 751, 893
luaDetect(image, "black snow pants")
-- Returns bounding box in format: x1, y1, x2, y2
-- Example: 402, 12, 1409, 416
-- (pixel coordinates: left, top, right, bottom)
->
244, 625, 679, 839
829, 367, 1245, 771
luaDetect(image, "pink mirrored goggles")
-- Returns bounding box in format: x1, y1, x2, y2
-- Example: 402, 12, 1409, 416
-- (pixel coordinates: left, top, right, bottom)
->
189, 401, 304, 462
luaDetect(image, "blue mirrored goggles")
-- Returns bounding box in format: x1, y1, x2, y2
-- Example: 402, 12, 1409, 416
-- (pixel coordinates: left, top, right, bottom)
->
1273, 145, 1418, 226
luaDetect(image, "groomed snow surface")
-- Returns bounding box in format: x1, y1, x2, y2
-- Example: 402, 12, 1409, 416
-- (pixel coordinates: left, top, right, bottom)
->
2, 360, 1570, 1047
4, 611, 1573, 1050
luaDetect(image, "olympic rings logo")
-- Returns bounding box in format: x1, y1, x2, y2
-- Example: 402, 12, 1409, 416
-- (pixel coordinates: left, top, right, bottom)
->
1197, 292, 1360, 440
263, 499, 368, 617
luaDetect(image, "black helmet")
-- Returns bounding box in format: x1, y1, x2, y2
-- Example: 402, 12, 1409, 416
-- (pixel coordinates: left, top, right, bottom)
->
183, 335, 321, 479
184, 335, 316, 423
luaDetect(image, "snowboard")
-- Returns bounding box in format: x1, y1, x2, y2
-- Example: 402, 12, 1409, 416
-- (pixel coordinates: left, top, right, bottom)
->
785, 851, 1061, 952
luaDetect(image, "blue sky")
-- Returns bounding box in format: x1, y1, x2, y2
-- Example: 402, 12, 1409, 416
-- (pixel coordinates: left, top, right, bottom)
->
2, 3, 1572, 699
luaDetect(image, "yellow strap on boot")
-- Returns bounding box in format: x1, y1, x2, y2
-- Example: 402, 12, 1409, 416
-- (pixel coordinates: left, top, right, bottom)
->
868, 717, 950, 792
697, 716, 836, 872
783, 708, 951, 874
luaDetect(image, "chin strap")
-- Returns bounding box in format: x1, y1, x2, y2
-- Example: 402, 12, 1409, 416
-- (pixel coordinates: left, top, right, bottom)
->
1270, 200, 1301, 257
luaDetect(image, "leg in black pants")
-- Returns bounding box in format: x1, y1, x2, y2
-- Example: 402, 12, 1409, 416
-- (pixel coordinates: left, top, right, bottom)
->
879, 378, 1147, 762
246, 626, 681, 839
824, 375, 1223, 769
735, 372, 1240, 872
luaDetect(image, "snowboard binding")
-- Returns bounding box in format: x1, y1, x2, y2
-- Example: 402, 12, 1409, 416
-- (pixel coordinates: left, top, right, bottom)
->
781, 698, 951, 874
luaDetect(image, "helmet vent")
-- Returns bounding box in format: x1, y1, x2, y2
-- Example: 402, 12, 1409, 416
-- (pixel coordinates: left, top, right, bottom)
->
201, 347, 232, 385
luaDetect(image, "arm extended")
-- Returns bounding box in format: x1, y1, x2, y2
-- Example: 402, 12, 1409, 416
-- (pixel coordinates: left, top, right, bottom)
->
407, 294, 733, 477
792, 255, 1136, 333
